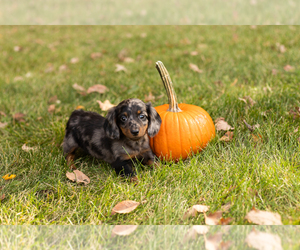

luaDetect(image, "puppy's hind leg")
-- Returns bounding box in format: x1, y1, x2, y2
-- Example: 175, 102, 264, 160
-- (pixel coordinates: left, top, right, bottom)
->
63, 136, 79, 170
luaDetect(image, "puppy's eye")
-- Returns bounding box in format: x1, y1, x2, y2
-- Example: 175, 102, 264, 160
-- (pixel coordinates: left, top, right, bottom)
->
139, 114, 146, 119
120, 115, 127, 122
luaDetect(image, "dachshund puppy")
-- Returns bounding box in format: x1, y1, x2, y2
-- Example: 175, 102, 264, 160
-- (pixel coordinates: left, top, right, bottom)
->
63, 98, 161, 177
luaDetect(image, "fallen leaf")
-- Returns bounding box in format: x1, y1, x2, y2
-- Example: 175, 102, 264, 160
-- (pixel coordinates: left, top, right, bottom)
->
183, 205, 210, 219
284, 65, 294, 72
0, 111, 7, 117
0, 194, 5, 201
48, 95, 57, 104
189, 63, 203, 73
221, 202, 232, 212
59, 64, 68, 72
245, 230, 283, 250
14, 76, 24, 82
289, 107, 300, 119
218, 217, 233, 225
190, 51, 198, 56
14, 46, 22, 52
205, 232, 223, 250
97, 100, 115, 111
272, 69, 278, 75
90, 52, 102, 59
239, 96, 256, 107
22, 144, 37, 152
111, 200, 140, 215
140, 33, 147, 38
123, 57, 135, 63
251, 134, 263, 143
72, 83, 86, 95
48, 104, 55, 113
2, 174, 16, 180
87, 84, 109, 94
205, 211, 223, 225
183, 225, 209, 242
70, 57, 79, 64
0, 122, 8, 129
245, 209, 283, 225
115, 64, 127, 72
13, 113, 26, 123
144, 92, 155, 102
215, 118, 234, 131
219, 131, 234, 142
111, 225, 138, 237
231, 78, 238, 86
66, 169, 90, 185
118, 49, 128, 61
294, 127, 298, 133
76, 105, 85, 110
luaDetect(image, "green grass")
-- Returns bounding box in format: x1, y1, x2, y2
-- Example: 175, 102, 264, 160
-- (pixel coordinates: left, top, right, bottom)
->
0, 26, 300, 225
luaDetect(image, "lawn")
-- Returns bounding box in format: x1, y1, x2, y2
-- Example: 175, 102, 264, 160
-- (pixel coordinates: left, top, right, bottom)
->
0, 25, 300, 225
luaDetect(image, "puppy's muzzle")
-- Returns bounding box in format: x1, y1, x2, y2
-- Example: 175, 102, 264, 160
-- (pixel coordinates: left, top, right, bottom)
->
130, 128, 140, 136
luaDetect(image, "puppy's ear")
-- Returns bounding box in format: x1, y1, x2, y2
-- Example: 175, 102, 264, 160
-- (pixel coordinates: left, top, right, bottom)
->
104, 107, 120, 139
146, 102, 162, 137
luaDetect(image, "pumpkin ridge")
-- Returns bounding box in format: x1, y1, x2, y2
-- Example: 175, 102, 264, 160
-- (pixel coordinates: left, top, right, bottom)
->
188, 109, 207, 148
176, 112, 183, 159
184, 110, 199, 151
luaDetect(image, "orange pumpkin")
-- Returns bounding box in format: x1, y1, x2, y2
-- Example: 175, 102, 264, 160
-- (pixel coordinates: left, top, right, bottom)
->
149, 61, 216, 161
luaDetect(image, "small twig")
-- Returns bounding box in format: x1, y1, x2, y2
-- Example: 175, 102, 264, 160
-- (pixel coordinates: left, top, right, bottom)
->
243, 119, 254, 132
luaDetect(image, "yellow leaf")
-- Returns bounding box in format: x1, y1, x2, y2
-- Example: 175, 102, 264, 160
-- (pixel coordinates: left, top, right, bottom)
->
3, 174, 16, 180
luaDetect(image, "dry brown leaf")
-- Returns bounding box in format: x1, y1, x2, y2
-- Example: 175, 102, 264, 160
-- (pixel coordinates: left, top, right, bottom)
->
140, 33, 147, 38
22, 144, 37, 152
219, 131, 234, 142
13, 113, 26, 122
2, 174, 16, 180
180, 38, 191, 45
48, 95, 57, 104
70, 57, 79, 64
90, 52, 102, 59
97, 100, 115, 111
272, 69, 278, 75
221, 202, 232, 212
205, 211, 223, 225
72, 83, 86, 95
144, 92, 155, 102
245, 209, 283, 225
0, 111, 7, 117
115, 64, 127, 72
289, 107, 300, 119
111, 225, 138, 237
218, 217, 233, 225
251, 134, 263, 143
189, 63, 203, 73
123, 57, 135, 63
59, 64, 68, 72
215, 118, 234, 131
14, 46, 22, 52
14, 76, 24, 82
294, 127, 298, 133
243, 119, 260, 132
284, 65, 294, 72
190, 51, 198, 56
245, 230, 283, 250
111, 200, 140, 215
231, 78, 238, 86
183, 205, 210, 219
48, 104, 55, 113
205, 232, 223, 250
183, 225, 209, 243
66, 169, 90, 185
239, 96, 256, 107
118, 49, 128, 61
87, 84, 109, 94
0, 122, 8, 129
0, 194, 5, 201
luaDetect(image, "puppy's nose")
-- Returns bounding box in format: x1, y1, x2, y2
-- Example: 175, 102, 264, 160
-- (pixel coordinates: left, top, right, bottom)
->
130, 129, 139, 136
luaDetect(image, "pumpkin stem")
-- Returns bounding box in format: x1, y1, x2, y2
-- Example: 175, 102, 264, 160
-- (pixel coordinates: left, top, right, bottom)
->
156, 61, 182, 112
